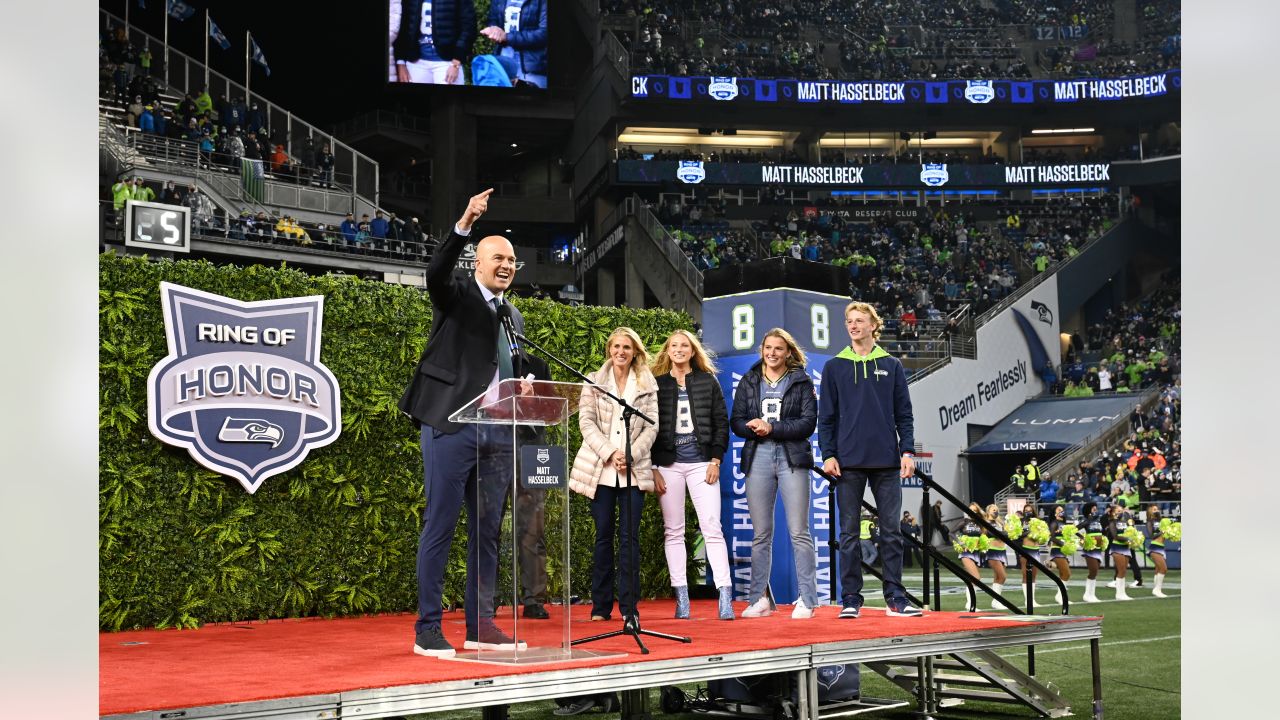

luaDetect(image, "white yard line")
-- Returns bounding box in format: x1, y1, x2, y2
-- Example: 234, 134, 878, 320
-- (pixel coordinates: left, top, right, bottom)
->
996, 633, 1181, 658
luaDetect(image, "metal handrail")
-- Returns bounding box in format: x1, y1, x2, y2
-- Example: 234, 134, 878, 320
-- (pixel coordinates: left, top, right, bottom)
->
811, 466, 1039, 616
101, 9, 379, 209
912, 467, 1068, 615
101, 119, 274, 222
601, 31, 630, 79
630, 195, 705, 297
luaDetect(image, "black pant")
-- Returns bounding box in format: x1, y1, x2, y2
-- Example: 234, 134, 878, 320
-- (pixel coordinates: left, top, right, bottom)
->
589, 484, 645, 619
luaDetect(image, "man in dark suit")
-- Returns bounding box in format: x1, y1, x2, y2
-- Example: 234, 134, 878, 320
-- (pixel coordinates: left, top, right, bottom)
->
400, 188, 531, 658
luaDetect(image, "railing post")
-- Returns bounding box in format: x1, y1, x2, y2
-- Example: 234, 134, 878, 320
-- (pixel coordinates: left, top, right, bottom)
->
921, 484, 932, 609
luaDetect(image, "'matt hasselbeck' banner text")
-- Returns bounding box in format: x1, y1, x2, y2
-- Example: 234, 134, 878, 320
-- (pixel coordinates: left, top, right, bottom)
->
617, 160, 1156, 188
628, 70, 1178, 107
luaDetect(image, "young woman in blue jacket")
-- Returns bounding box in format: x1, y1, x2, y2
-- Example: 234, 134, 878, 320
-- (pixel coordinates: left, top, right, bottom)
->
731, 329, 819, 619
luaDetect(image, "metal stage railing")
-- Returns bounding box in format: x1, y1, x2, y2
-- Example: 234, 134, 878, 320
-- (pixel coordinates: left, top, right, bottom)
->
814, 467, 1070, 672
811, 465, 1087, 715
914, 468, 1069, 679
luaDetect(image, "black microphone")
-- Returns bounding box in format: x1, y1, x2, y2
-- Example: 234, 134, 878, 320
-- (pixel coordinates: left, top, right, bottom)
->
495, 300, 521, 358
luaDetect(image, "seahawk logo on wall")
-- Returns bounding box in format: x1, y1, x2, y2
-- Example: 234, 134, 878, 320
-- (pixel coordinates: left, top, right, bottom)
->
964, 80, 995, 103
677, 161, 707, 184
920, 163, 950, 187
146, 282, 342, 494
707, 76, 739, 101
1030, 300, 1054, 324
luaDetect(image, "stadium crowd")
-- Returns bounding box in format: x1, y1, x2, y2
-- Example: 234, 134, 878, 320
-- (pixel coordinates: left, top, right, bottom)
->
603, 0, 1177, 81
656, 194, 1120, 319
105, 176, 435, 262
101, 25, 340, 189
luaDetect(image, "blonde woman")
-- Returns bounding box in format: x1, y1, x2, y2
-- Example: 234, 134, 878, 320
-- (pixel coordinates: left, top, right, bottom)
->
651, 330, 733, 620
731, 329, 819, 619
568, 327, 659, 625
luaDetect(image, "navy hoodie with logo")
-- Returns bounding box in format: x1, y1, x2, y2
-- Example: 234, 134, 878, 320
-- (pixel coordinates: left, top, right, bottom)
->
818, 344, 915, 469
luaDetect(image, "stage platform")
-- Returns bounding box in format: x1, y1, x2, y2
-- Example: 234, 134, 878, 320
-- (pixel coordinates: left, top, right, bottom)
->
101, 599, 1102, 720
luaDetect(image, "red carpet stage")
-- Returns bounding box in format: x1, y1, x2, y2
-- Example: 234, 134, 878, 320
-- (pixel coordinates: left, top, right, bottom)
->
101, 599, 1102, 719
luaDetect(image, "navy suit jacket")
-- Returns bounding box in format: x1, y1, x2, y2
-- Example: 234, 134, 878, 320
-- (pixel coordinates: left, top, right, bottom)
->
398, 228, 526, 433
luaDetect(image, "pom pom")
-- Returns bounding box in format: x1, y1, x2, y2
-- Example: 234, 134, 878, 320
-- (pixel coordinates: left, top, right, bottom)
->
953, 539, 965, 554
1159, 519, 1181, 543
1121, 525, 1146, 549
977, 535, 991, 553
1027, 518, 1051, 545
1005, 513, 1023, 540
1061, 537, 1079, 556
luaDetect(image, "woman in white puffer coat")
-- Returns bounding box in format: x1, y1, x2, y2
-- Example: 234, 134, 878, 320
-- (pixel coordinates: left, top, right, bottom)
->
569, 326, 659, 626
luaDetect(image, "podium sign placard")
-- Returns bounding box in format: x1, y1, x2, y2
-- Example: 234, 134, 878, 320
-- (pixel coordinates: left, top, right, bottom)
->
521, 445, 566, 489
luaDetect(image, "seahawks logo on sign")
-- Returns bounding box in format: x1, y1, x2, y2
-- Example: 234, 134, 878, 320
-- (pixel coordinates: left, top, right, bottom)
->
537, 447, 550, 464
964, 80, 995, 103
707, 76, 739, 101
146, 282, 342, 494
1030, 300, 1054, 324
676, 161, 706, 184
920, 163, 950, 187
218, 417, 285, 448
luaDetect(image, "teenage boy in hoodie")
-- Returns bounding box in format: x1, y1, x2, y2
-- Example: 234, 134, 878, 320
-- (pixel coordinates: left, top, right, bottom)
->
819, 301, 923, 618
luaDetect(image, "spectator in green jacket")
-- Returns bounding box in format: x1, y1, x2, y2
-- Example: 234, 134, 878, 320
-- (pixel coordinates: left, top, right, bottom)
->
129, 177, 155, 203
194, 87, 214, 116
111, 178, 132, 211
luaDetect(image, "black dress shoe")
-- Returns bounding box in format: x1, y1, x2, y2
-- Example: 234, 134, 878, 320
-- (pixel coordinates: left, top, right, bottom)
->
622, 615, 640, 634
522, 602, 550, 619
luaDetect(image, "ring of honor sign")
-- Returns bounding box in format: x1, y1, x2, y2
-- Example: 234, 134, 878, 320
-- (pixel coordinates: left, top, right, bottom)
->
146, 282, 342, 493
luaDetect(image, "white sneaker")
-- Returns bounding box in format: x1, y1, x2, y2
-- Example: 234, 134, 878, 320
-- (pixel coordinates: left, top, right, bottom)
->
1152, 588, 1167, 598
742, 596, 774, 618
791, 599, 815, 619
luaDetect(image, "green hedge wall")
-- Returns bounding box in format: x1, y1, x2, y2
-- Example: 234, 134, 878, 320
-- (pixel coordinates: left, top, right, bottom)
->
99, 253, 697, 630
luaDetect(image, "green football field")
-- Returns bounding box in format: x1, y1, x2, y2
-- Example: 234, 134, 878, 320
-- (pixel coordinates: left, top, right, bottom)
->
406, 567, 1181, 720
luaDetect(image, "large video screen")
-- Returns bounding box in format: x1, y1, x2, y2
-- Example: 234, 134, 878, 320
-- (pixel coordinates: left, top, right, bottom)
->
387, 0, 548, 89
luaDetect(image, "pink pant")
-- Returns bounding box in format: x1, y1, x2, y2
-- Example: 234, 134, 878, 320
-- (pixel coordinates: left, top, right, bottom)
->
658, 461, 732, 589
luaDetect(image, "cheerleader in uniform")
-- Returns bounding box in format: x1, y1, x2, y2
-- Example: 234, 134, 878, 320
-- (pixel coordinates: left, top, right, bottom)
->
955, 502, 986, 581
1106, 502, 1141, 600
1078, 502, 1108, 603
1145, 505, 1179, 598
1046, 504, 1077, 605
1012, 506, 1050, 608
983, 503, 1009, 609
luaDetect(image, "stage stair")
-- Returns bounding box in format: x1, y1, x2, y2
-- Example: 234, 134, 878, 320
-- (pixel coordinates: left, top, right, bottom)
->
865, 649, 1073, 717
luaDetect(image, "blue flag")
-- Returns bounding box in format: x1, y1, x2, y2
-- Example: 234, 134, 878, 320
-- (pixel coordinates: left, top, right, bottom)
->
167, 0, 195, 21
250, 36, 271, 77
209, 18, 231, 50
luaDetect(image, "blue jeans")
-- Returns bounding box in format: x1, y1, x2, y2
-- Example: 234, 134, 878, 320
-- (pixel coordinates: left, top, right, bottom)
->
835, 468, 906, 604
589, 483, 645, 619
860, 539, 879, 566
745, 443, 818, 607
415, 424, 511, 636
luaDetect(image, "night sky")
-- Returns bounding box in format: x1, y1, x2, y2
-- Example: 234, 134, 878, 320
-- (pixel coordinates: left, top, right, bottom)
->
102, 0, 397, 127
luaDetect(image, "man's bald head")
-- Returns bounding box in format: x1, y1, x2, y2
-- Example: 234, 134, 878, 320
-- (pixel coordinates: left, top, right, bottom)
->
474, 235, 517, 294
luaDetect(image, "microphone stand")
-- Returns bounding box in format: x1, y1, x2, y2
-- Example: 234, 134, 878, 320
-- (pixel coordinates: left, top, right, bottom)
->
512, 328, 691, 654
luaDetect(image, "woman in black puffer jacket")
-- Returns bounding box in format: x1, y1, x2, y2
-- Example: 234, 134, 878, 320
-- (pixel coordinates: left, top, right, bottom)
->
731, 328, 819, 620
651, 330, 732, 620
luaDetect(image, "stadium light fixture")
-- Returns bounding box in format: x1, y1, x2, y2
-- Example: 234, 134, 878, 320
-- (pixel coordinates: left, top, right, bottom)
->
1030, 128, 1096, 134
